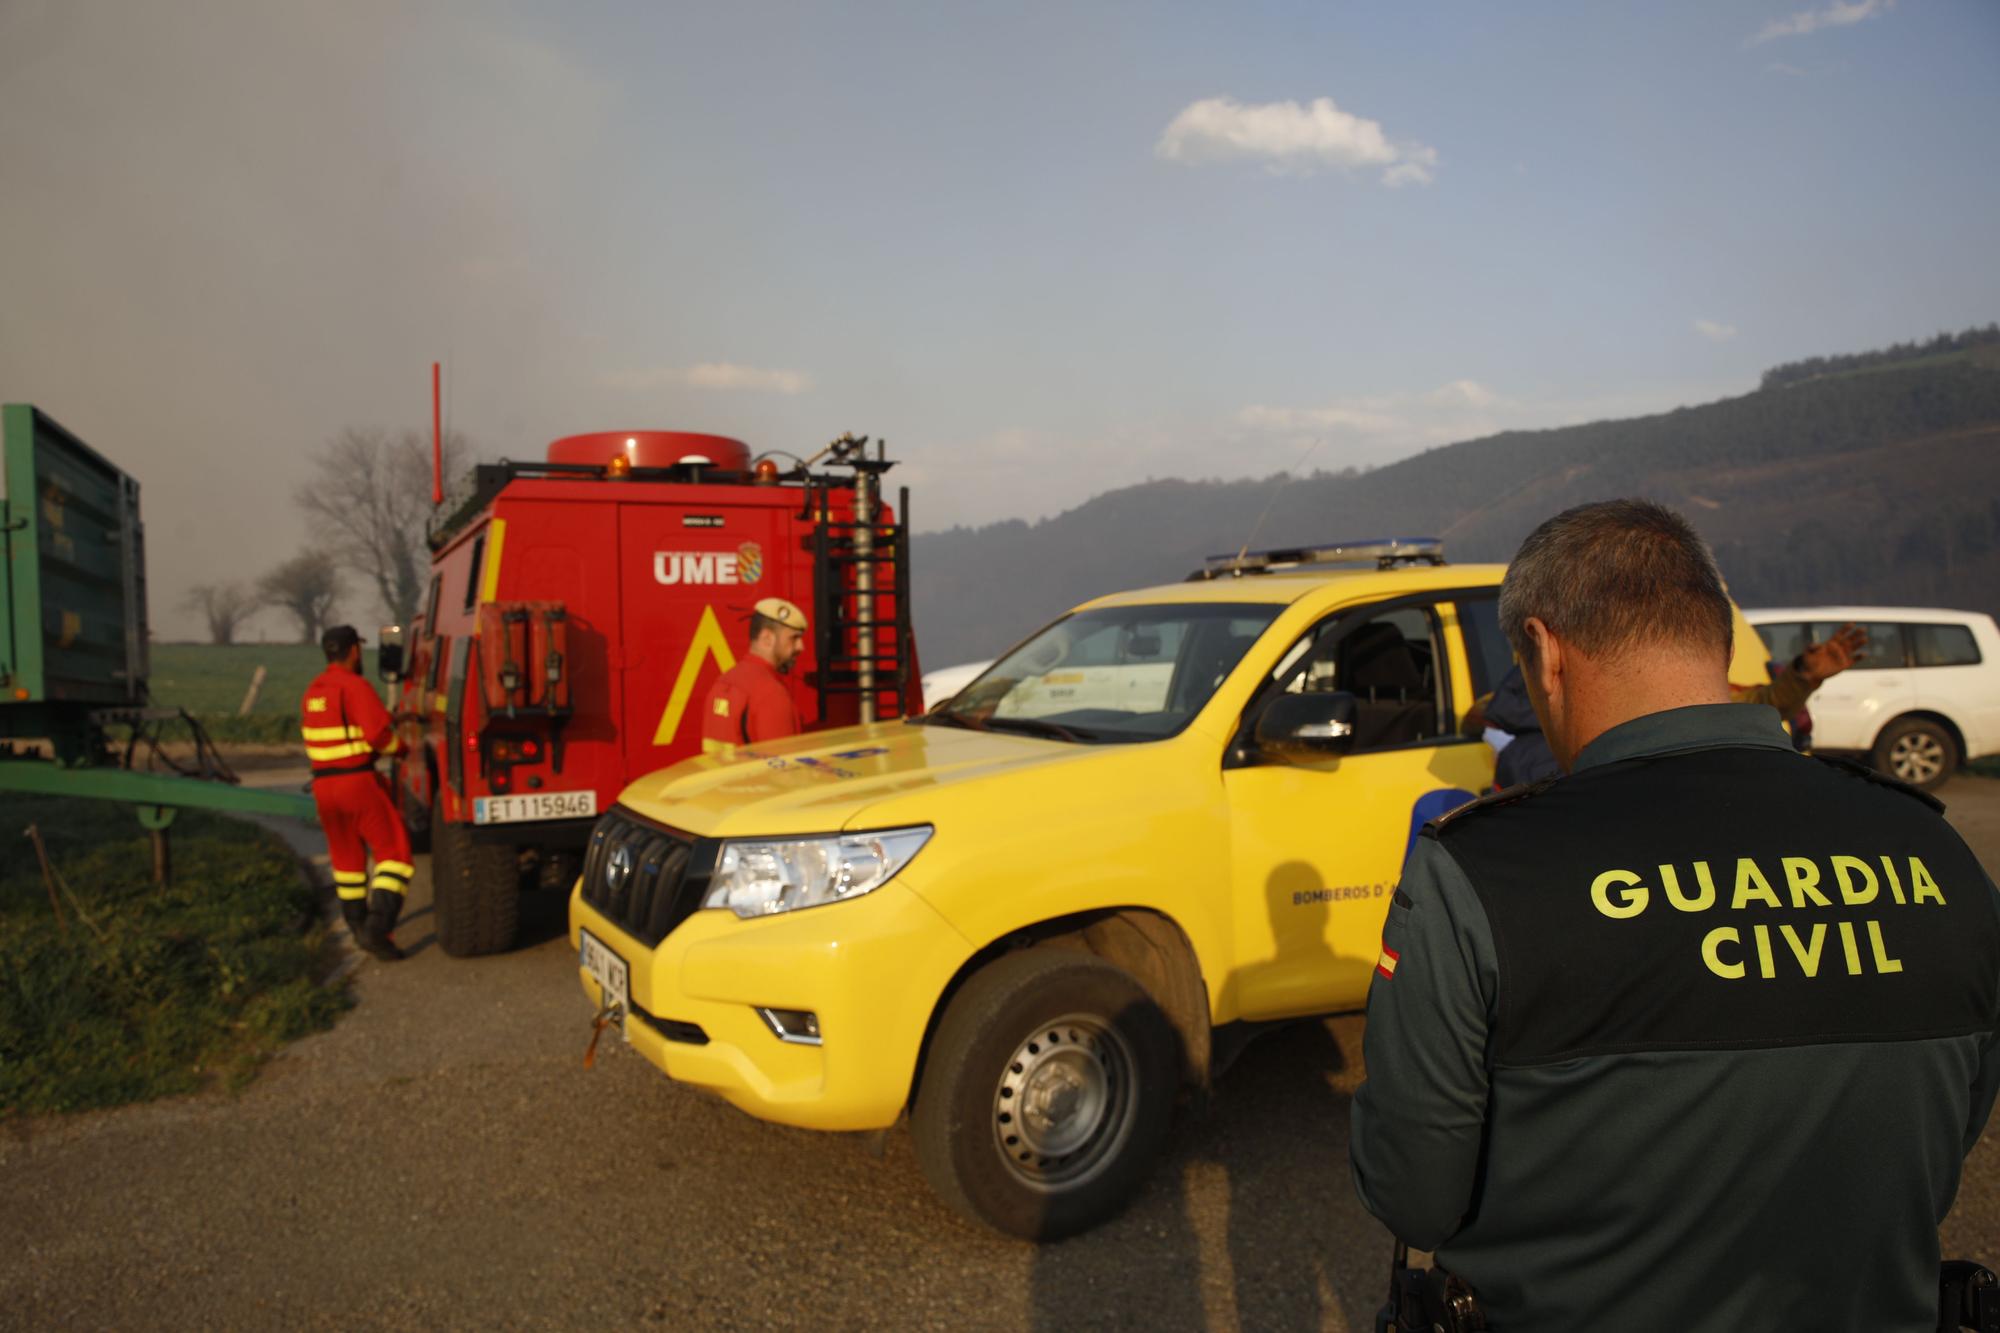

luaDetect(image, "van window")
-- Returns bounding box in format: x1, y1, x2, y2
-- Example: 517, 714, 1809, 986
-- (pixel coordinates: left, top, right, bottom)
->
1912, 623, 1982, 667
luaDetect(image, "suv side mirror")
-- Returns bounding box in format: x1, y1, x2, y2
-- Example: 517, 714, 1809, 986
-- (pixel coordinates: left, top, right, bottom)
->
377, 624, 405, 681
1254, 691, 1358, 761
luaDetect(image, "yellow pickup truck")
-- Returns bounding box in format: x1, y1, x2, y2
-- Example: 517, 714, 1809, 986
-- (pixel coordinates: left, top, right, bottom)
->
570, 539, 1773, 1239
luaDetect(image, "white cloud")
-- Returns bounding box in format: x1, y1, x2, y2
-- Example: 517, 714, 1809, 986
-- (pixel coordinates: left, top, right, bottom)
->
1694, 319, 1739, 342
1155, 95, 1439, 186
598, 362, 812, 395
1747, 0, 1894, 46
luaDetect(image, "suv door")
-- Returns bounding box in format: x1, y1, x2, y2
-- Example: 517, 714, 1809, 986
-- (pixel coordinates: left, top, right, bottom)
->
1805, 620, 1913, 751
1911, 619, 1993, 758
1220, 593, 1495, 1021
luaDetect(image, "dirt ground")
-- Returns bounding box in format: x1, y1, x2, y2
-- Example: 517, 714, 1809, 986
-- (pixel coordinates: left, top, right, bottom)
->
2, 776, 1998, 1330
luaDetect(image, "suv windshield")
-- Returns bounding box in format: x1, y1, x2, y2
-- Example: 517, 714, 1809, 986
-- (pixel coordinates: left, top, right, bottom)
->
926, 603, 1282, 743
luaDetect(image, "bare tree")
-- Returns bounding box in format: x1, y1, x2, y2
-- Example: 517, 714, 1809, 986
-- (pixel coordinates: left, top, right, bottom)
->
182, 582, 258, 645
296, 427, 469, 630
257, 550, 342, 645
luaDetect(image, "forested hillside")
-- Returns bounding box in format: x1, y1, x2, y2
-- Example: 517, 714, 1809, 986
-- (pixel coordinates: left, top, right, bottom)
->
912, 341, 2000, 666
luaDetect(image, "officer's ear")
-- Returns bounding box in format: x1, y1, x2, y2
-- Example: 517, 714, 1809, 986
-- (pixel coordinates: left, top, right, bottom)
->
1522, 618, 1563, 697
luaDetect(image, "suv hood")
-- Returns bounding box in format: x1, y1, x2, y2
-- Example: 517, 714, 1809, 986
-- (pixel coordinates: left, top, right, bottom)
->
615, 719, 1099, 837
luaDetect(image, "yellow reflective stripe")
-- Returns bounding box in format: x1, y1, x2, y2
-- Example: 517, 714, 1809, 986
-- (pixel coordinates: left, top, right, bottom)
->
373, 860, 416, 879
302, 724, 367, 742
332, 871, 368, 885
336, 885, 368, 901
478, 518, 506, 604
306, 740, 373, 761
368, 877, 408, 896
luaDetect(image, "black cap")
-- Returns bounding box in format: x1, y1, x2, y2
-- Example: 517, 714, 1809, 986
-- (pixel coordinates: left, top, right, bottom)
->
320, 624, 364, 656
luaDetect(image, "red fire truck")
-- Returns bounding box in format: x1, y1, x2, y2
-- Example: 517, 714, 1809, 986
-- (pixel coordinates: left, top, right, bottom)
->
382, 429, 919, 957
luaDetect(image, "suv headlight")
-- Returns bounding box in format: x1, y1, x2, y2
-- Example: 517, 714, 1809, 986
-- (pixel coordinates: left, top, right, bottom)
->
702, 827, 933, 919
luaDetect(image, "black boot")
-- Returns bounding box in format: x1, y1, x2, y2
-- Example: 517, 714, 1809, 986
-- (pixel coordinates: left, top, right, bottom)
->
358, 889, 406, 962
340, 899, 370, 939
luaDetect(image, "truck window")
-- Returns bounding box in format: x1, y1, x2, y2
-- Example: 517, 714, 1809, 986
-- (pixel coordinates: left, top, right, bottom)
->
463, 533, 486, 611
1912, 623, 1981, 667
425, 573, 443, 635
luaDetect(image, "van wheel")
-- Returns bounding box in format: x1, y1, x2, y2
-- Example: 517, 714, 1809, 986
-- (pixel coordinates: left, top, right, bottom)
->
1873, 717, 1958, 790
430, 816, 521, 956
912, 949, 1178, 1241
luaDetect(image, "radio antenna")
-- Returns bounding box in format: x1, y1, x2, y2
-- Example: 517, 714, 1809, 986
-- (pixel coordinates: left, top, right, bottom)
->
1233, 436, 1326, 565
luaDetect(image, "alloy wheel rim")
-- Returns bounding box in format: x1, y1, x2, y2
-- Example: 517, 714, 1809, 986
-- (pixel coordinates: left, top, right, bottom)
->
1890, 732, 1945, 784
992, 1013, 1136, 1190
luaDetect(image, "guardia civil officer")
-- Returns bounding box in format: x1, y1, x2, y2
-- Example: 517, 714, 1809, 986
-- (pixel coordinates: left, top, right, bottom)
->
1350, 499, 2000, 1331
699, 597, 807, 756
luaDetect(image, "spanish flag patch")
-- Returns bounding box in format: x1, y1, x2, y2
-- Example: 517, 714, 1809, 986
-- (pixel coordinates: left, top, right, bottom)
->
1375, 944, 1400, 980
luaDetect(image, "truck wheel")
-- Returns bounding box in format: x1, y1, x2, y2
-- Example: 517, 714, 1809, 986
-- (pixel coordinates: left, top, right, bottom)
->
430, 816, 521, 957
912, 949, 1178, 1241
1872, 717, 1958, 790
400, 786, 433, 856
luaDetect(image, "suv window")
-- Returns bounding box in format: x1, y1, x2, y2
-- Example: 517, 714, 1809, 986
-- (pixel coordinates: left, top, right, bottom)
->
1815, 621, 1906, 670
1270, 604, 1449, 752
1912, 623, 1982, 667
936, 603, 1281, 743
1755, 622, 1813, 665
1454, 595, 1512, 696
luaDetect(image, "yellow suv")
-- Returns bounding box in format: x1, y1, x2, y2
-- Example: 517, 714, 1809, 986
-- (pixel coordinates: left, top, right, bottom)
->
570, 540, 1772, 1239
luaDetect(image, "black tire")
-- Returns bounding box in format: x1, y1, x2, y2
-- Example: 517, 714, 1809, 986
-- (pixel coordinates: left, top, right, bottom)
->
399, 779, 433, 856
1872, 716, 1958, 790
912, 949, 1179, 1241
430, 816, 521, 957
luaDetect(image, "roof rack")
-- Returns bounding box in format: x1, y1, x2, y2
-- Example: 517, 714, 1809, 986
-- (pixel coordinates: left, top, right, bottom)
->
1190, 537, 1446, 580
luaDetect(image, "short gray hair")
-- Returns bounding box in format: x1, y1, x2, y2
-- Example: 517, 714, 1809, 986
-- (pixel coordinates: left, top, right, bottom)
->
1499, 499, 1732, 665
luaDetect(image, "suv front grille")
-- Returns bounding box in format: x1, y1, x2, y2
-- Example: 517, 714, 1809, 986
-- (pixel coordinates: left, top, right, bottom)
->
579, 807, 718, 947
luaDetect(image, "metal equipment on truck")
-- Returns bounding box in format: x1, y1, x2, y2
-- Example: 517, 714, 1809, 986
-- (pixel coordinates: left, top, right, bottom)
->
0, 404, 317, 874
388, 429, 920, 957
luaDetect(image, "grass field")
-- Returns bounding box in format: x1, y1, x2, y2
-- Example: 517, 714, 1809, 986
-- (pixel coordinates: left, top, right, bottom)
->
1, 796, 348, 1115
148, 643, 381, 746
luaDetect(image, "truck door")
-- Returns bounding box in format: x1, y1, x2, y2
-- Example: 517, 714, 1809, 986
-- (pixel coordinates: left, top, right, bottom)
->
617, 499, 801, 774
1222, 595, 1494, 1020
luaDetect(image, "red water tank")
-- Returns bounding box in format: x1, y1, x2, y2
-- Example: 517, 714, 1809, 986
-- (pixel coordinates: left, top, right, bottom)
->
547, 431, 751, 472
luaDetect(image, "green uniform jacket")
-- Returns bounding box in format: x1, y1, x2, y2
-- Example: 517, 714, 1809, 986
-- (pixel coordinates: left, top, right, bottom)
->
1350, 704, 2000, 1331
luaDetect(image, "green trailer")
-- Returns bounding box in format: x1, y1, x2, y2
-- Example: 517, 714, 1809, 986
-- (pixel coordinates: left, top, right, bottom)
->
1, 404, 315, 851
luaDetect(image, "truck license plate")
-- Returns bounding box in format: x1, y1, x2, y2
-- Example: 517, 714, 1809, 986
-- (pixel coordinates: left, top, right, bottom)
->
473, 790, 597, 824
578, 929, 630, 1039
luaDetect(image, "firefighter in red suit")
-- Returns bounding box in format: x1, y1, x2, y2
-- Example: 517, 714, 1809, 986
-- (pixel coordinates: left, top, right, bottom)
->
302, 625, 412, 961
701, 597, 807, 756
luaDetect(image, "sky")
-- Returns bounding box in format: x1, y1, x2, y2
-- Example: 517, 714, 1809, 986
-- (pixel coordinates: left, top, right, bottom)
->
2, 0, 1997, 639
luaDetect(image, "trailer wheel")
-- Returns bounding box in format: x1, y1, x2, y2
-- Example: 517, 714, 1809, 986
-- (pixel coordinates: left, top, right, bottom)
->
430, 817, 521, 957
912, 949, 1178, 1241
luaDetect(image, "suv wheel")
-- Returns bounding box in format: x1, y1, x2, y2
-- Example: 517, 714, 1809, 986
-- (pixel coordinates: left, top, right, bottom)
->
1872, 717, 1958, 790
913, 949, 1178, 1241
430, 816, 521, 956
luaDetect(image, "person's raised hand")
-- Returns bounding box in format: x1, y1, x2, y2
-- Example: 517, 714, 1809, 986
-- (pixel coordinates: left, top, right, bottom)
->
1801, 623, 1868, 682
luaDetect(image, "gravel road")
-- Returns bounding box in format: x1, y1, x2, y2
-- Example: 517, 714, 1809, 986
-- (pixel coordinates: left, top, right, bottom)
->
5, 777, 2000, 1330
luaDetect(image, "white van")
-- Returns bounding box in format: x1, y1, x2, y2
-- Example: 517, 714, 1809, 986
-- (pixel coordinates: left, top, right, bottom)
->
1744, 606, 2000, 788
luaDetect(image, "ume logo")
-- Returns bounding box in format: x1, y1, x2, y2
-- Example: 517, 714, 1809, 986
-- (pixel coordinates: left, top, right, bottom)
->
654, 550, 738, 586
653, 542, 762, 586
